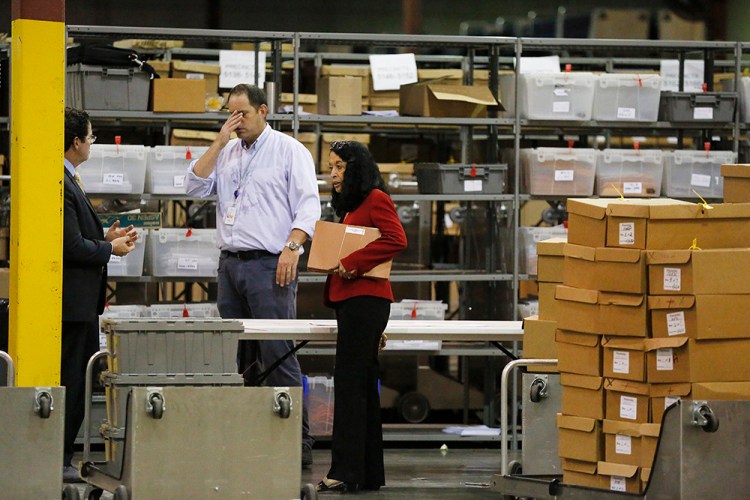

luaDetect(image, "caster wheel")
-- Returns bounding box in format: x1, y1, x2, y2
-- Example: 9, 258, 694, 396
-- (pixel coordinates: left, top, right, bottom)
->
508, 460, 522, 475
301, 483, 318, 499
149, 393, 164, 419
397, 391, 430, 423
276, 393, 291, 419
62, 484, 80, 500
84, 486, 103, 500
699, 405, 720, 433
37, 392, 52, 419
113, 484, 129, 500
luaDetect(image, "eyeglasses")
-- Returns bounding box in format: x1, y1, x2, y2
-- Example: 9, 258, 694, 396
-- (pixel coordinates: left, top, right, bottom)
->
87, 135, 97, 144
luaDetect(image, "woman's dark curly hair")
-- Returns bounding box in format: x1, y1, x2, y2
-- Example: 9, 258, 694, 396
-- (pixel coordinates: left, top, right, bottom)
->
329, 141, 388, 217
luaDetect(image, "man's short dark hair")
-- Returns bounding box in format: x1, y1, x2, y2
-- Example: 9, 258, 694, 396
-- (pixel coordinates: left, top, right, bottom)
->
228, 84, 267, 109
64, 107, 90, 151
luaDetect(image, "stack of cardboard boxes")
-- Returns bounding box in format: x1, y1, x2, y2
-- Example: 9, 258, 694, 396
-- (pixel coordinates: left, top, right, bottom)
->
549, 197, 750, 493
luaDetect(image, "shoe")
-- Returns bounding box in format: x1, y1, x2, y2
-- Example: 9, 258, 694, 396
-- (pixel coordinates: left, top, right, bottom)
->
316, 477, 359, 493
62, 465, 83, 483
302, 444, 313, 469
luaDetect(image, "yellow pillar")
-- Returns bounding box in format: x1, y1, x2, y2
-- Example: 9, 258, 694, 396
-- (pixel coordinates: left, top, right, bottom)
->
10, 0, 65, 386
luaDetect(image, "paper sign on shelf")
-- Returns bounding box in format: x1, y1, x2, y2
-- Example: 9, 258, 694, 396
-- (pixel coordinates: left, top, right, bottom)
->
517, 55, 561, 74
660, 59, 705, 92
219, 50, 266, 88
369, 53, 418, 91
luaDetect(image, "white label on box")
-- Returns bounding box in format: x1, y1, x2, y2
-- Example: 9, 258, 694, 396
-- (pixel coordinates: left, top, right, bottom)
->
463, 179, 483, 192
552, 101, 570, 113
691, 173, 712, 187
610, 476, 627, 492
173, 175, 186, 188
693, 107, 714, 120
177, 257, 199, 270
109, 254, 122, 264
103, 173, 124, 185
665, 396, 681, 409
369, 53, 418, 91
663, 268, 681, 291
615, 434, 633, 455
219, 49, 266, 87
656, 348, 674, 371
553, 87, 570, 97
620, 395, 638, 420
619, 222, 636, 245
617, 107, 636, 119
185, 73, 205, 80
666, 311, 686, 336
623, 182, 642, 194
613, 350, 630, 374
345, 226, 366, 235
99, 332, 107, 350
554, 170, 574, 181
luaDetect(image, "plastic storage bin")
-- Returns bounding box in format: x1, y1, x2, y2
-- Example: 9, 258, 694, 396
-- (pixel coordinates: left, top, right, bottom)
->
415, 163, 507, 194
592, 73, 662, 121
521, 148, 597, 196
148, 303, 220, 318
518, 72, 596, 120
662, 150, 737, 198
146, 145, 209, 194
305, 375, 335, 437
659, 91, 737, 123
66, 64, 150, 111
518, 226, 568, 275
106, 227, 146, 277
596, 149, 664, 197
146, 228, 220, 277
99, 304, 148, 349
78, 144, 148, 194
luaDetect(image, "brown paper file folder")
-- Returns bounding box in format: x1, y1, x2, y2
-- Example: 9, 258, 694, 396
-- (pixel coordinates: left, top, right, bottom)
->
307, 220, 392, 279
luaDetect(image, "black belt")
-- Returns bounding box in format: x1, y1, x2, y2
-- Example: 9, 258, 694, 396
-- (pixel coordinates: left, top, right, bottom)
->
222, 249, 277, 260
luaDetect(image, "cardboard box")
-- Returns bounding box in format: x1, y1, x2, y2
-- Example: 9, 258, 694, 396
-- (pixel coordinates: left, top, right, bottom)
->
417, 68, 464, 84
399, 82, 498, 118
147, 60, 171, 77
604, 378, 650, 423
590, 8, 650, 39
649, 294, 750, 340
563, 244, 646, 294
649, 382, 691, 422
555, 286, 647, 337
171, 60, 220, 95
0, 227, 8, 261
280, 93, 318, 114
284, 132, 319, 167
557, 414, 602, 462
0, 267, 8, 297
170, 129, 220, 146
317, 76, 363, 115
561, 373, 605, 419
537, 282, 561, 321
658, 9, 706, 41
561, 459, 607, 489
721, 164, 750, 203
556, 330, 602, 377
566, 198, 612, 248
522, 316, 558, 373
602, 337, 646, 382
152, 78, 205, 113
320, 65, 370, 96
648, 248, 750, 295
645, 337, 750, 383
368, 95, 400, 111
537, 237, 566, 283
603, 420, 660, 468
596, 461, 644, 494
307, 220, 391, 279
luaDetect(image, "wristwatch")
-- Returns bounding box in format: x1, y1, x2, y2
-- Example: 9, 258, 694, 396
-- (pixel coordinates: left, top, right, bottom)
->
286, 241, 301, 251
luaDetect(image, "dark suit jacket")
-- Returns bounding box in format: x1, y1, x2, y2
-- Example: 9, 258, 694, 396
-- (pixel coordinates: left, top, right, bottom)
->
62, 168, 112, 322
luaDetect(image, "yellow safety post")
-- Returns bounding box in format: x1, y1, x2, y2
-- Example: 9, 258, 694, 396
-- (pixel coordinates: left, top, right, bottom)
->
10, 0, 65, 386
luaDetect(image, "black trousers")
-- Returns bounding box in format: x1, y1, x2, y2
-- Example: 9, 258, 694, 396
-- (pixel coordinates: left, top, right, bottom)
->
61, 320, 99, 466
327, 296, 390, 489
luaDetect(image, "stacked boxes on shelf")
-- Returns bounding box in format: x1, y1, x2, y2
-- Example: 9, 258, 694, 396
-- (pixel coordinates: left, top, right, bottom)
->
554, 197, 750, 493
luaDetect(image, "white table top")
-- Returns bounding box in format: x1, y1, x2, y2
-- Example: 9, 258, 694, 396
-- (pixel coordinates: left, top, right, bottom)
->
239, 319, 523, 342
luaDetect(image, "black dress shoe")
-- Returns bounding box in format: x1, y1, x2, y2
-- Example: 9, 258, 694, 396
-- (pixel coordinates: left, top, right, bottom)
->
302, 445, 313, 469
316, 479, 359, 493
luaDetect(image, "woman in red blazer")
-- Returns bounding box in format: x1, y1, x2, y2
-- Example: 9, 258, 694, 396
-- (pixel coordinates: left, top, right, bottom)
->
317, 141, 408, 493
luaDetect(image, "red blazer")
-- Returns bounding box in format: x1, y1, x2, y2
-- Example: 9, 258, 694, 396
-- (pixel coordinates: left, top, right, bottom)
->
324, 189, 408, 305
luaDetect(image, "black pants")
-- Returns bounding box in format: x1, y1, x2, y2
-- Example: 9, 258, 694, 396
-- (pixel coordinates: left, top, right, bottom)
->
327, 296, 389, 489
61, 320, 99, 466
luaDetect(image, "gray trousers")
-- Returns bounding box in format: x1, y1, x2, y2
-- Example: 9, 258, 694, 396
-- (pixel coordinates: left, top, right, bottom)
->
217, 252, 313, 449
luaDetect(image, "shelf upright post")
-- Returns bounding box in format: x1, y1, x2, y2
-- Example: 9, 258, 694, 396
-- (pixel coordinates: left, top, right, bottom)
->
734, 41, 742, 155
292, 32, 301, 139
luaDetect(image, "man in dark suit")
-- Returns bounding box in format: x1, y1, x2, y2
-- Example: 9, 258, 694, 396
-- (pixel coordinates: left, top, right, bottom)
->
62, 108, 137, 482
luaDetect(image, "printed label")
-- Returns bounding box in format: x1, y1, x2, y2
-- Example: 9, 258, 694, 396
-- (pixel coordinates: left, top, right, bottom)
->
177, 257, 199, 270
665, 396, 681, 409
103, 173, 124, 185
612, 350, 630, 374
666, 311, 686, 336
656, 348, 674, 371
552, 101, 570, 113
173, 175, 186, 188
99, 332, 107, 350
610, 476, 627, 492
109, 254, 122, 264
615, 434, 632, 455
663, 268, 681, 291
553, 88, 570, 97
620, 395, 638, 420
691, 173, 712, 188
554, 170, 575, 181
185, 73, 205, 80
619, 222, 636, 245
693, 107, 714, 120
345, 227, 366, 235
623, 182, 642, 194
617, 107, 636, 119
463, 179, 483, 192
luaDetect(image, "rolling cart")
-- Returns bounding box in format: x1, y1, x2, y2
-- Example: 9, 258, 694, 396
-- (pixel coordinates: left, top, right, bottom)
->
0, 351, 78, 499
492, 359, 750, 499
79, 319, 317, 499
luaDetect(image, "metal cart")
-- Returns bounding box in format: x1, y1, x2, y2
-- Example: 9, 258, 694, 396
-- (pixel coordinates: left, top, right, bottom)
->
0, 351, 78, 499
492, 359, 750, 499
78, 318, 317, 500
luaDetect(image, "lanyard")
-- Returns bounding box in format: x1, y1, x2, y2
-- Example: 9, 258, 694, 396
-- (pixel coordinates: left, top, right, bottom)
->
234, 143, 261, 203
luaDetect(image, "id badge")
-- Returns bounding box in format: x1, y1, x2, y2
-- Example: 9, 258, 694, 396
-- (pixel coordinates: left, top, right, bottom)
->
224, 205, 237, 225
